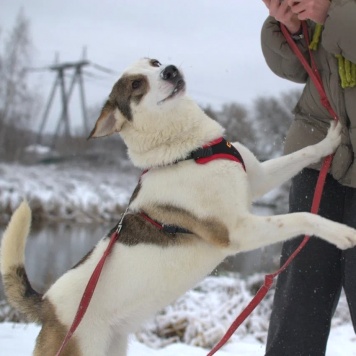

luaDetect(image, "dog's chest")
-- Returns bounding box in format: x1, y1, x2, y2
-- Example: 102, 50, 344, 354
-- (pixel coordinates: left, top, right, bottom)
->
130, 160, 250, 220
103, 242, 224, 321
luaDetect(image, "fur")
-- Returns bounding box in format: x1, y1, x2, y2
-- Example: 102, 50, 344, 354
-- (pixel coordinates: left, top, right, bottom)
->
2, 58, 356, 356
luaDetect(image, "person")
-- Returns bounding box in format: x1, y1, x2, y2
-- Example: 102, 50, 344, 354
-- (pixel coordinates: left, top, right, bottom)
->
261, 0, 356, 355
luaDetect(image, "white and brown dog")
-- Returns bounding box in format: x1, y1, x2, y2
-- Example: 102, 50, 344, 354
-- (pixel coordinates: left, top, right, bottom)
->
2, 58, 356, 356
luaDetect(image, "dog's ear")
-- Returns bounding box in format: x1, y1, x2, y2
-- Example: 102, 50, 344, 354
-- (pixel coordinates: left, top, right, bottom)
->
88, 100, 125, 139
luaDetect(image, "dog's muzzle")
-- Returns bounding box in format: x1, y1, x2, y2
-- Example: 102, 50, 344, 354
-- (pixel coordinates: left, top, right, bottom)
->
160, 65, 181, 83
158, 65, 185, 103
160, 65, 185, 88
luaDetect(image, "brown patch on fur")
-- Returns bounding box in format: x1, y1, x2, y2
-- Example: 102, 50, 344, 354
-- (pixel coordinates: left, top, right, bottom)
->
107, 213, 194, 247
110, 74, 149, 121
108, 205, 229, 248
2, 265, 81, 354
148, 204, 230, 247
2, 265, 43, 323
34, 300, 81, 356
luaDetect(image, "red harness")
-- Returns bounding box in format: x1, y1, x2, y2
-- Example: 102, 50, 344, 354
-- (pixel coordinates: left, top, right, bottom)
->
188, 137, 246, 170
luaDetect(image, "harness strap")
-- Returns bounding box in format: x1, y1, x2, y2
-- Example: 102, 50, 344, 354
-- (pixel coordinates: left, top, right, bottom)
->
207, 21, 339, 356
188, 137, 246, 170
140, 212, 192, 234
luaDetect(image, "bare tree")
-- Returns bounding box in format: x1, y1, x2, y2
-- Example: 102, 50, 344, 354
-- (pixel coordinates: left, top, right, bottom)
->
219, 103, 257, 147
0, 10, 38, 159
203, 102, 257, 149
203, 105, 219, 122
253, 89, 302, 159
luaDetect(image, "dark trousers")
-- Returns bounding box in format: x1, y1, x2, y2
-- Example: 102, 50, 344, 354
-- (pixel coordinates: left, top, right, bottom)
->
265, 169, 356, 356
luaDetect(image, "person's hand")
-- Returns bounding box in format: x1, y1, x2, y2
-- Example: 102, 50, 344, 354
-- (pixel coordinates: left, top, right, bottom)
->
262, 0, 301, 34
287, 0, 331, 24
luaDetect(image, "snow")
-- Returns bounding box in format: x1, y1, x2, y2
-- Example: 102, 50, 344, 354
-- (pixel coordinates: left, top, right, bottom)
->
1, 317, 355, 355
1, 162, 355, 355
24, 144, 52, 155
0, 321, 265, 355
0, 162, 138, 223
1, 275, 355, 355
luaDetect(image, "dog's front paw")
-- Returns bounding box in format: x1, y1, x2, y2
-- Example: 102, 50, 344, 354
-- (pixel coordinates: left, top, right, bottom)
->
321, 120, 342, 155
333, 225, 356, 250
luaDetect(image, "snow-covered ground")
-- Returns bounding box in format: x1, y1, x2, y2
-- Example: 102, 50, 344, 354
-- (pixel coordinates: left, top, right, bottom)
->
2, 322, 356, 355
1, 310, 355, 355
1, 275, 355, 355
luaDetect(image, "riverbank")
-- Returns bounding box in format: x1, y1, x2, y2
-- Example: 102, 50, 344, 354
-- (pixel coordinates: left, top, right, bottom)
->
0, 162, 139, 224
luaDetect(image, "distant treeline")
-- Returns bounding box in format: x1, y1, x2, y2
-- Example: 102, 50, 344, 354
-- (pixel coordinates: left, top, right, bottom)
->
0, 10, 301, 164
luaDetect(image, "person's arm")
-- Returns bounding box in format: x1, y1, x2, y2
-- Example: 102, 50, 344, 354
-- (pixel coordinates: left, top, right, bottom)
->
322, 0, 356, 63
261, 16, 309, 83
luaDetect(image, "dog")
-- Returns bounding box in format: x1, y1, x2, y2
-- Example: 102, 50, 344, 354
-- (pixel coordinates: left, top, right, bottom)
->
2, 58, 356, 356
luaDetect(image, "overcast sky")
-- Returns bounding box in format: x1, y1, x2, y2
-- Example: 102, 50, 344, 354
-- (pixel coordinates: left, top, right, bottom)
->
1, 0, 302, 133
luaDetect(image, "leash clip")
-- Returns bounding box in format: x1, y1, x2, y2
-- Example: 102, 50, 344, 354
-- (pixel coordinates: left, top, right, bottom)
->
116, 206, 129, 234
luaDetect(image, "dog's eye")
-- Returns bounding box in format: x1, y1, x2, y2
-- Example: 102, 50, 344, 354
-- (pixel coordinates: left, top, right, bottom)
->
150, 59, 161, 68
131, 80, 142, 89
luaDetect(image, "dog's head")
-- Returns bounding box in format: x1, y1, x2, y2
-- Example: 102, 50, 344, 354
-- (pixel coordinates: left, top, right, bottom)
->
88, 58, 187, 139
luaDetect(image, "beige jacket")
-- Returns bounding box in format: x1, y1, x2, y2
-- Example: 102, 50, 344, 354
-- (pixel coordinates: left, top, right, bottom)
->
261, 0, 356, 187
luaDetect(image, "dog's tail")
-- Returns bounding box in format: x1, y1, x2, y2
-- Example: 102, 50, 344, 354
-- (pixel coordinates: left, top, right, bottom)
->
0, 200, 43, 322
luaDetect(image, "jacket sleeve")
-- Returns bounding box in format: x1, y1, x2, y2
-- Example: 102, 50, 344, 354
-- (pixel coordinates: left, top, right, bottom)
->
322, 0, 356, 63
261, 16, 309, 83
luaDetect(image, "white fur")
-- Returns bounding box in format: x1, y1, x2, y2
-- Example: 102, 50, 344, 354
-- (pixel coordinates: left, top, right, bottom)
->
0, 200, 31, 275
3, 58, 356, 356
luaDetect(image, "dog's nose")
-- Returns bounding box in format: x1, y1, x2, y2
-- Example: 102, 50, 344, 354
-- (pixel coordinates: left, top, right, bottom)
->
160, 65, 179, 82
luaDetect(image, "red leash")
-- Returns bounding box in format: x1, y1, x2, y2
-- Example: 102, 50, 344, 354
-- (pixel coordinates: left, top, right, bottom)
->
207, 21, 339, 356
55, 213, 125, 356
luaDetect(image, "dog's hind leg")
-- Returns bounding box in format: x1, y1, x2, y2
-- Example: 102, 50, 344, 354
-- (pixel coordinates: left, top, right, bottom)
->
229, 212, 356, 253
73, 325, 118, 356
107, 333, 128, 356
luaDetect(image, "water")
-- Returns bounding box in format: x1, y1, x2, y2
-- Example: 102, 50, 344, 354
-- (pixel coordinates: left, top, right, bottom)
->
0, 222, 281, 299
0, 222, 111, 298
